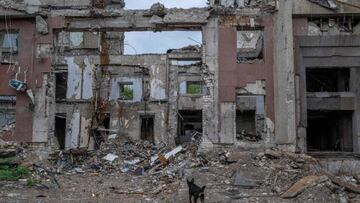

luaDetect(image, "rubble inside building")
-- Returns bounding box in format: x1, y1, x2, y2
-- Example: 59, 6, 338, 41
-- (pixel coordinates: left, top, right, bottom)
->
0, 0, 360, 202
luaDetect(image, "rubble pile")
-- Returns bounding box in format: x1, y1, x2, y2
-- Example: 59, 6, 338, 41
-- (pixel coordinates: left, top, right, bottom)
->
1, 142, 360, 202
184, 148, 360, 202
54, 134, 208, 180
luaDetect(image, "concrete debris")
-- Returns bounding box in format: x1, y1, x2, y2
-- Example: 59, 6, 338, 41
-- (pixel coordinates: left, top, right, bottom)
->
237, 30, 264, 63
0, 143, 359, 202
102, 153, 118, 162
1, 0, 360, 202
35, 16, 48, 35
108, 134, 117, 139
149, 15, 164, 24
308, 18, 355, 35
149, 3, 167, 17
308, 22, 322, 35
164, 146, 183, 160
281, 175, 327, 198
233, 170, 258, 188
354, 23, 360, 35
322, 170, 360, 194
309, 0, 338, 10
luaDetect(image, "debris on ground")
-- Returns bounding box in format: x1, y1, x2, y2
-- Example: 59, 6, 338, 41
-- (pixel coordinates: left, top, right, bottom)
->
1, 140, 360, 202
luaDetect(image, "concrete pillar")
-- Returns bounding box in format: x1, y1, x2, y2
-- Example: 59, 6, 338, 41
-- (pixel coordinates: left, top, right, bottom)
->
219, 102, 236, 144
202, 17, 220, 145
167, 62, 178, 146
32, 74, 56, 145
273, 0, 297, 151
350, 68, 360, 153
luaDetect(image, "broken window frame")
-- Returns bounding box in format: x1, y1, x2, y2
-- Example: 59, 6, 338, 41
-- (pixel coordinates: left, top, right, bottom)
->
0, 31, 19, 64
307, 17, 360, 35
119, 82, 134, 101
0, 96, 16, 135
179, 81, 205, 96
186, 81, 203, 94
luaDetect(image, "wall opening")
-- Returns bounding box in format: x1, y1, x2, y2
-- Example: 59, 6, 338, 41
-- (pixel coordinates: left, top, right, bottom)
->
236, 110, 259, 141
308, 17, 360, 36
235, 95, 264, 142
1, 32, 19, 64
307, 110, 353, 152
124, 0, 207, 9
103, 113, 110, 131
55, 114, 66, 150
306, 68, 349, 92
119, 82, 134, 100
124, 31, 202, 55
179, 81, 205, 95
237, 30, 264, 64
140, 115, 154, 143
176, 110, 202, 145
55, 72, 68, 100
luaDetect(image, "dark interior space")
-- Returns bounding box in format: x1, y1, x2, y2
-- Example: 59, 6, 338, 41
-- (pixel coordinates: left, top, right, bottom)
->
306, 68, 349, 92
176, 110, 202, 145
236, 110, 261, 141
140, 115, 154, 143
236, 110, 256, 135
307, 110, 353, 152
55, 114, 66, 150
102, 113, 111, 135
55, 72, 68, 99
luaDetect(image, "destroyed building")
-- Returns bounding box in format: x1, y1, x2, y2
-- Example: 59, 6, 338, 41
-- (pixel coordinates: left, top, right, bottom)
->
0, 0, 360, 156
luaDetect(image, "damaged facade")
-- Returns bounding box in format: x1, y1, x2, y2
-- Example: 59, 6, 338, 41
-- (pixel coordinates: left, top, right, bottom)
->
0, 0, 360, 155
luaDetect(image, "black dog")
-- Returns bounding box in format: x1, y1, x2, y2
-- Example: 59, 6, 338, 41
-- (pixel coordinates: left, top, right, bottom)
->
187, 178, 206, 203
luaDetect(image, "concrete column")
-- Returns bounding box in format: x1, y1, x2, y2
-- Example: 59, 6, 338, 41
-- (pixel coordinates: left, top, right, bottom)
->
167, 63, 178, 146
219, 102, 236, 144
350, 68, 360, 153
32, 74, 55, 145
202, 17, 220, 146
273, 0, 297, 151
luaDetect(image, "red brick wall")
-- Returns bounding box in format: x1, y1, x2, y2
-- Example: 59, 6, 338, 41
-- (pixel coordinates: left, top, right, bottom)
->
0, 17, 64, 142
218, 16, 275, 121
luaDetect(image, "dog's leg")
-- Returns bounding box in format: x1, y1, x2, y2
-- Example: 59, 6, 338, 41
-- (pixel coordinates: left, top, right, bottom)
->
194, 196, 198, 203
189, 192, 192, 203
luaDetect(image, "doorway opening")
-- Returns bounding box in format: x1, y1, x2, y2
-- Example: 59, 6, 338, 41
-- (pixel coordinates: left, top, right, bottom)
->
140, 115, 154, 143
176, 110, 202, 144
55, 114, 66, 150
